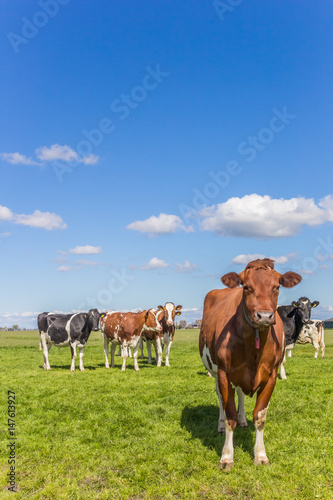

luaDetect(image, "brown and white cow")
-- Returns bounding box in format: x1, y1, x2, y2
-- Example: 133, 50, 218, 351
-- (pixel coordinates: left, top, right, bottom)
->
157, 302, 182, 366
100, 309, 164, 371
199, 259, 301, 469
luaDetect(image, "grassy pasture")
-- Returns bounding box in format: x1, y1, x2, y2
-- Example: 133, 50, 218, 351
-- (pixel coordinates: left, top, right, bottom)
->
1, 328, 333, 499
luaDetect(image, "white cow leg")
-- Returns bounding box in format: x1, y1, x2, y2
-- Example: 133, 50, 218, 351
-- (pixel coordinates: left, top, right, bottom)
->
287, 349, 292, 358
219, 422, 234, 469
313, 340, 319, 359
165, 340, 172, 367
110, 343, 117, 368
156, 338, 162, 367
121, 342, 128, 372
133, 342, 140, 371
254, 407, 269, 465
280, 352, 287, 380
70, 344, 77, 372
237, 387, 247, 427
215, 378, 225, 433
146, 341, 152, 364
79, 346, 85, 371
41, 333, 51, 370
104, 335, 110, 368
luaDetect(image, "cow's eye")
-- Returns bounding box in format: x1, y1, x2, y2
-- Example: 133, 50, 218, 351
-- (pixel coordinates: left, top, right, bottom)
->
243, 285, 252, 293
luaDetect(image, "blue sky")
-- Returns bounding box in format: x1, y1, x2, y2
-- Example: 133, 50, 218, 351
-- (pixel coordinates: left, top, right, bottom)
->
1, 0, 333, 328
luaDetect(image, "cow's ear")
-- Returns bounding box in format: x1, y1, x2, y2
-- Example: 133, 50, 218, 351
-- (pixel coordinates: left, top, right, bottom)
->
175, 311, 181, 316
292, 301, 298, 308
312, 301, 319, 308
280, 272, 302, 288
84, 314, 87, 318
175, 305, 182, 310
221, 272, 242, 288
157, 305, 164, 311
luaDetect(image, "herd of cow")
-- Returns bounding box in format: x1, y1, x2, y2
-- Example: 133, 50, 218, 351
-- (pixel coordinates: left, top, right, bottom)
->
38, 258, 325, 469
38, 303, 182, 372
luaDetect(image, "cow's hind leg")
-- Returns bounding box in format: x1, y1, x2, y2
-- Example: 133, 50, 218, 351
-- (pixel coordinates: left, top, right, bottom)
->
215, 378, 225, 433
237, 387, 247, 427
165, 340, 173, 367
121, 342, 128, 371
155, 338, 162, 367
79, 346, 85, 371
279, 351, 287, 380
217, 370, 237, 470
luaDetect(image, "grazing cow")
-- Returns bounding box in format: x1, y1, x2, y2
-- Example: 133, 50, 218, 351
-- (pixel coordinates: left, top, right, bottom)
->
157, 302, 182, 366
297, 320, 325, 358
38, 309, 102, 371
199, 259, 301, 468
277, 297, 319, 378
101, 309, 164, 371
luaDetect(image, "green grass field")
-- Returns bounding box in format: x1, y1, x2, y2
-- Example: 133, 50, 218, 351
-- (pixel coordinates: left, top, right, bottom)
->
1, 329, 333, 499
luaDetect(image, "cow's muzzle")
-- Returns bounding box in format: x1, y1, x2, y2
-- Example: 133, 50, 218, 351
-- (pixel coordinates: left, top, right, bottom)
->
253, 311, 275, 325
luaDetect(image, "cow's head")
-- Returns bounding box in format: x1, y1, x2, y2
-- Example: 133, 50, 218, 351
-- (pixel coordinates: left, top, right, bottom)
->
221, 258, 302, 327
157, 302, 182, 326
87, 309, 103, 331
291, 297, 319, 325
144, 308, 164, 332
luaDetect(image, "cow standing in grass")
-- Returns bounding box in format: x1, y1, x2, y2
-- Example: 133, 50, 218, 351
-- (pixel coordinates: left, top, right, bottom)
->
297, 320, 325, 358
199, 259, 301, 468
277, 297, 319, 378
38, 309, 102, 371
158, 302, 182, 366
101, 309, 164, 371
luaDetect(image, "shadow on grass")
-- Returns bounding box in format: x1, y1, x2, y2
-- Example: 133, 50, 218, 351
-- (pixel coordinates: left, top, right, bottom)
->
181, 405, 256, 458
38, 365, 97, 371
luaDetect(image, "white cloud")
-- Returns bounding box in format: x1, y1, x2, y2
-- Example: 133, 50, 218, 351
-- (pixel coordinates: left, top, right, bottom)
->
200, 194, 333, 238
231, 253, 293, 266
36, 144, 78, 162
69, 245, 102, 255
15, 210, 67, 230
0, 152, 40, 166
140, 257, 169, 270
76, 259, 98, 266
127, 213, 194, 236
57, 265, 81, 272
35, 144, 99, 165
174, 259, 198, 273
0, 205, 14, 221
0, 232, 11, 237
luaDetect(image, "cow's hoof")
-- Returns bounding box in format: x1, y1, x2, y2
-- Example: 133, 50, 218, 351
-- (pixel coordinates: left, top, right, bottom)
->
80, 368, 85, 372
218, 461, 234, 471
253, 457, 270, 466
207, 371, 212, 377
70, 368, 75, 372
218, 424, 225, 433
105, 366, 110, 369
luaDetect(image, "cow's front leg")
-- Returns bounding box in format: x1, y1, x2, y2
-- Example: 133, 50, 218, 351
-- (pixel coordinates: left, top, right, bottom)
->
139, 337, 144, 359
104, 335, 110, 368
70, 344, 76, 372
79, 346, 85, 371
218, 369, 237, 470
132, 341, 140, 371
41, 333, 51, 370
146, 340, 153, 364
164, 340, 172, 367
155, 337, 162, 367
253, 374, 276, 465
121, 342, 128, 371
110, 342, 117, 368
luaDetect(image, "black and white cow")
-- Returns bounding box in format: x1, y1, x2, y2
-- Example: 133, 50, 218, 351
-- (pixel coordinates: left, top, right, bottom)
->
277, 297, 319, 379
38, 309, 102, 371
297, 320, 325, 358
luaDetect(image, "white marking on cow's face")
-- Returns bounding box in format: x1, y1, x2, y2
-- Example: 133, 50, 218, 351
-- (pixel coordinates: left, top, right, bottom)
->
165, 302, 175, 325
201, 343, 217, 376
